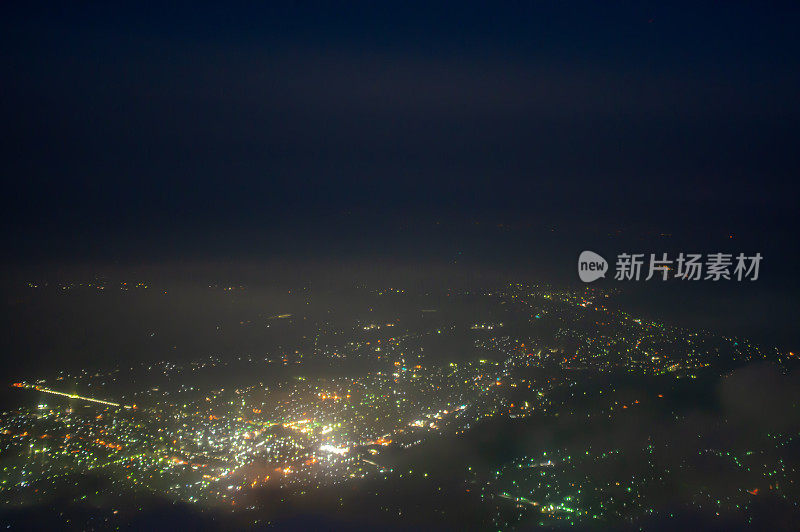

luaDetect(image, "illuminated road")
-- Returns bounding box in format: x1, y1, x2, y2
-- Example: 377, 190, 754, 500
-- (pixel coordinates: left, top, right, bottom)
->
12, 382, 125, 408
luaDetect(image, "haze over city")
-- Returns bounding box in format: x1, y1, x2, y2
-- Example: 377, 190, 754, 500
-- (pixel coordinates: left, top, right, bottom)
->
1, 3, 799, 530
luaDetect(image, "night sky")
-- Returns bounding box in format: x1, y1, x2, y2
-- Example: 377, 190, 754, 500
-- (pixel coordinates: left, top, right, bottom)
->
1, 3, 799, 347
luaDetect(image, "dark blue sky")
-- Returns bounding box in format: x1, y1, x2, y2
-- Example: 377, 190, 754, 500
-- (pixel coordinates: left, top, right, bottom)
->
2, 2, 799, 264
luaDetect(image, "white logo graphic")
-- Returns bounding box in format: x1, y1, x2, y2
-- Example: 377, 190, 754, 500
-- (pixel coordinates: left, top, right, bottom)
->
578, 251, 608, 283
578, 251, 761, 282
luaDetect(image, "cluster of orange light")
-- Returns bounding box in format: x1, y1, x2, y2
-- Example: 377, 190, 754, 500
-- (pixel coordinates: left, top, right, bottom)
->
318, 393, 341, 401
93, 439, 123, 451
250, 475, 271, 488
